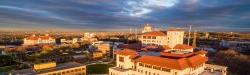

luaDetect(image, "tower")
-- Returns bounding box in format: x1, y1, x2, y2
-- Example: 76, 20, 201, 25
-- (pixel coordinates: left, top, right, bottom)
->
205, 32, 209, 39
166, 28, 185, 48
192, 30, 197, 47
142, 24, 152, 33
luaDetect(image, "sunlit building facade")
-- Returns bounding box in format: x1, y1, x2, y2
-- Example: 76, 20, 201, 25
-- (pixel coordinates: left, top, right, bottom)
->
10, 62, 86, 75
23, 34, 56, 45
109, 49, 207, 75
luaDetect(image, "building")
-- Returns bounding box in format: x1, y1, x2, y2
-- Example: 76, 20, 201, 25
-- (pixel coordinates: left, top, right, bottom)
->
61, 38, 79, 44
23, 34, 56, 45
91, 51, 103, 60
10, 62, 86, 75
81, 32, 98, 42
142, 24, 153, 33
97, 43, 110, 54
220, 40, 250, 52
140, 31, 168, 46
166, 28, 185, 48
109, 49, 208, 75
140, 27, 185, 49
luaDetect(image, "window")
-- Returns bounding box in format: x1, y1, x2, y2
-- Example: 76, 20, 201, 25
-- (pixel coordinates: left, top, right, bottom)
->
162, 68, 170, 72
152, 36, 156, 39
82, 68, 85, 70
143, 36, 147, 39
119, 57, 124, 62
147, 36, 151, 39
62, 72, 65, 74
139, 63, 144, 66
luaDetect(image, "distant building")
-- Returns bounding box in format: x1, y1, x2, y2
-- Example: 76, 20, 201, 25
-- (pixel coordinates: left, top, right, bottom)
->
142, 24, 153, 33
61, 38, 79, 44
23, 34, 56, 45
140, 27, 185, 49
91, 51, 103, 60
10, 62, 86, 75
81, 32, 98, 42
220, 40, 250, 52
0, 46, 5, 55
140, 31, 168, 46
205, 32, 209, 39
166, 28, 185, 48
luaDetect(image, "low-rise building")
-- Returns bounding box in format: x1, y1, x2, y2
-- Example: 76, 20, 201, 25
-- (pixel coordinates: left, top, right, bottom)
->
109, 49, 207, 75
61, 38, 79, 44
10, 62, 86, 75
91, 51, 103, 60
23, 34, 56, 45
140, 27, 184, 48
142, 24, 153, 33
109, 49, 208, 75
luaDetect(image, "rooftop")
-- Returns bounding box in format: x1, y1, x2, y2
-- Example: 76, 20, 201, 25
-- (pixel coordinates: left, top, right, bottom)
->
25, 35, 54, 40
167, 28, 184, 31
115, 49, 138, 56
173, 44, 194, 50
11, 62, 85, 75
142, 31, 166, 36
135, 54, 207, 70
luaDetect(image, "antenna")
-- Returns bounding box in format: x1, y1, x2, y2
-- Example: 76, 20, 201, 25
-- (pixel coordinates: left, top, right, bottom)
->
188, 25, 192, 46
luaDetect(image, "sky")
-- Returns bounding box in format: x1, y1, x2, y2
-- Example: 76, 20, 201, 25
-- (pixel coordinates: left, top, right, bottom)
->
0, 0, 250, 32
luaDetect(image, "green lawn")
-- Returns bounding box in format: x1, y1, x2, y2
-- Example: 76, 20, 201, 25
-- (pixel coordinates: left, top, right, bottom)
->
0, 66, 14, 73
87, 64, 112, 74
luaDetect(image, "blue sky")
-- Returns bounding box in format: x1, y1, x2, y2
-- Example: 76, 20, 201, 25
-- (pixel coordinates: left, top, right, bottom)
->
0, 0, 250, 32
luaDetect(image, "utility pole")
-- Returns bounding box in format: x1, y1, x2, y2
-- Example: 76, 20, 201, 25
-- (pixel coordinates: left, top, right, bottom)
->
188, 25, 192, 46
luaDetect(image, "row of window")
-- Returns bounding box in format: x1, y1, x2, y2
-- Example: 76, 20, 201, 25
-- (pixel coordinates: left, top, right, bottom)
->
137, 68, 160, 75
143, 36, 156, 39
142, 40, 162, 43
47, 67, 86, 75
139, 63, 171, 72
192, 64, 204, 71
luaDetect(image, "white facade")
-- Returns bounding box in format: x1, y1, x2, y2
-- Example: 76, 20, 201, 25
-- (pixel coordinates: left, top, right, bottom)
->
61, 38, 78, 44
140, 29, 184, 48
109, 50, 207, 75
166, 30, 185, 48
142, 24, 153, 33
23, 35, 56, 45
141, 34, 167, 46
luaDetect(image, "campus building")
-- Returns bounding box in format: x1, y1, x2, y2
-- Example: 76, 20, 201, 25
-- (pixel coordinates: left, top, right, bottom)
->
142, 24, 153, 33
109, 49, 207, 75
60, 38, 79, 44
140, 25, 187, 50
23, 34, 56, 45
10, 62, 86, 75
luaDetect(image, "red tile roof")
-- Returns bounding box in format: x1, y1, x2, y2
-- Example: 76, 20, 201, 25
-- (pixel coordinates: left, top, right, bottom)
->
161, 45, 172, 50
136, 56, 189, 70
115, 49, 138, 56
142, 31, 166, 36
160, 52, 194, 58
194, 50, 207, 55
136, 55, 207, 70
173, 44, 193, 50
26, 35, 54, 40
186, 55, 208, 67
167, 28, 184, 31
117, 44, 142, 50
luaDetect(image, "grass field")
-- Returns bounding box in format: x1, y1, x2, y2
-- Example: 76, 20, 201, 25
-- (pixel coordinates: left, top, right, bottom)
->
87, 64, 112, 74
0, 66, 14, 73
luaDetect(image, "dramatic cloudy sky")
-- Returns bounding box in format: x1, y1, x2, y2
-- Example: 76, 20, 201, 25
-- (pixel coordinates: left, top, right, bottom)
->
0, 0, 250, 32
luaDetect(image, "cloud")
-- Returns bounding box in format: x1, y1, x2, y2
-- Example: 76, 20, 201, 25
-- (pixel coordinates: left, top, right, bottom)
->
121, 0, 179, 17
0, 0, 249, 32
